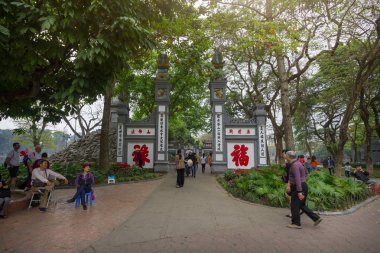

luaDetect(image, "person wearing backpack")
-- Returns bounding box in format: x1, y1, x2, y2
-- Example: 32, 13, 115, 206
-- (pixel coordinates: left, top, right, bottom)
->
4, 143, 21, 189
175, 154, 185, 188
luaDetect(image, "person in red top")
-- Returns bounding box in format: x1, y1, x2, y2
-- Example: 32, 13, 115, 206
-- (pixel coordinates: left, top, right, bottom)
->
310, 155, 318, 172
285, 150, 322, 229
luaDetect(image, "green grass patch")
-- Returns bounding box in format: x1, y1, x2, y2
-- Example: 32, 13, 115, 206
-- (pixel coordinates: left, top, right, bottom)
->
218, 166, 373, 212
0, 162, 161, 188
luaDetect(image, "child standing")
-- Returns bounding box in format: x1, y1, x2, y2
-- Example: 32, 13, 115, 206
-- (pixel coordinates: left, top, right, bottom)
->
305, 157, 311, 174
311, 156, 318, 172
344, 162, 351, 177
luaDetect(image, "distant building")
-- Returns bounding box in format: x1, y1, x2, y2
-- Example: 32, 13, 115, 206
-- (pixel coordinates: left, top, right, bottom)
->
355, 139, 380, 164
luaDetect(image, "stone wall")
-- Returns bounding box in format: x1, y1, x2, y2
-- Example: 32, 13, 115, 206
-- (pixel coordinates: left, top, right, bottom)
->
49, 130, 117, 164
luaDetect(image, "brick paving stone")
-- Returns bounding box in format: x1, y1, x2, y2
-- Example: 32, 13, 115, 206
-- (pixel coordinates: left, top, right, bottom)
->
1, 166, 380, 253
0, 179, 163, 253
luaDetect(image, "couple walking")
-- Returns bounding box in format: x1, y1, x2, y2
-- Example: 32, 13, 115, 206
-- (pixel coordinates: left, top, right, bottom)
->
284, 150, 322, 229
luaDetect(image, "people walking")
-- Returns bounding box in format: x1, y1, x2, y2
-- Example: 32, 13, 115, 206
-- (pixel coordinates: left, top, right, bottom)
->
284, 150, 322, 229
201, 153, 207, 174
176, 154, 185, 188
208, 152, 213, 174
327, 156, 335, 175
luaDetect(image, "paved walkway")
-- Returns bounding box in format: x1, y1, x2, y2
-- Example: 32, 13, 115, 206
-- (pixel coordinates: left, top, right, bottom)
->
1, 167, 380, 253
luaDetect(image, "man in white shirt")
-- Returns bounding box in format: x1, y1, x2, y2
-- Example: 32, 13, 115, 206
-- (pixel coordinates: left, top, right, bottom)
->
33, 145, 42, 160
4, 142, 21, 189
31, 160, 68, 212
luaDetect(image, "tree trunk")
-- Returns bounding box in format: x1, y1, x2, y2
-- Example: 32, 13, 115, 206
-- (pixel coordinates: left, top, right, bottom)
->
304, 123, 312, 157
360, 90, 374, 174
277, 54, 295, 150
372, 104, 380, 139
273, 128, 284, 164
99, 80, 115, 171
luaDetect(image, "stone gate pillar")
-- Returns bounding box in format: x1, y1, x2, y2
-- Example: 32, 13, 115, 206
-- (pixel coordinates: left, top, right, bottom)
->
154, 54, 171, 172
254, 104, 268, 165
110, 96, 129, 163
209, 50, 228, 173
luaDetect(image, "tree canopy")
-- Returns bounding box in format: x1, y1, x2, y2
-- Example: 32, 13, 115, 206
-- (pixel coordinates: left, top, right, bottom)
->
0, 0, 182, 120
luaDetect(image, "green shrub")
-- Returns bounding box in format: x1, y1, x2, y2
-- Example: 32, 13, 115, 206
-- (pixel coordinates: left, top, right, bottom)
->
218, 166, 373, 211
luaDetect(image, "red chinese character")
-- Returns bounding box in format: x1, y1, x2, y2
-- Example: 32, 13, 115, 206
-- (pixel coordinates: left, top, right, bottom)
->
229, 129, 233, 134
131, 129, 135, 134
132, 144, 150, 167
147, 129, 151, 134
238, 129, 242, 134
230, 144, 249, 166
138, 129, 143, 134
247, 129, 251, 134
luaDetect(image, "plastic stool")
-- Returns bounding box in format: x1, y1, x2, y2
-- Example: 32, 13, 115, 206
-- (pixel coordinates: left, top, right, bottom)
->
108, 175, 116, 184
75, 192, 93, 208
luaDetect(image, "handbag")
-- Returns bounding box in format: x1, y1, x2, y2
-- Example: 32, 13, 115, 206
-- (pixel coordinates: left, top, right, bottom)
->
281, 175, 288, 183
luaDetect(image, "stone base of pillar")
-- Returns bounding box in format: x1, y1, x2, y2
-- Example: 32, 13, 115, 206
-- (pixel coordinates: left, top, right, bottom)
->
211, 163, 227, 174
154, 162, 170, 172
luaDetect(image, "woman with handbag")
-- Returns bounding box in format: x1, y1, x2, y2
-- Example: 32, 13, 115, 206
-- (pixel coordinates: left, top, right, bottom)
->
176, 154, 185, 188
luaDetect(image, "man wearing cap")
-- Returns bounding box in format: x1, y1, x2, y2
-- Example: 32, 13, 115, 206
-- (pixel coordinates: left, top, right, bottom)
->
284, 150, 322, 229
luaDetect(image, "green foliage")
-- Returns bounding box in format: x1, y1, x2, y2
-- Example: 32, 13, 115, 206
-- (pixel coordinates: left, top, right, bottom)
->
51, 162, 160, 185
0, 0, 185, 120
0, 162, 160, 188
219, 166, 373, 211
116, 7, 213, 144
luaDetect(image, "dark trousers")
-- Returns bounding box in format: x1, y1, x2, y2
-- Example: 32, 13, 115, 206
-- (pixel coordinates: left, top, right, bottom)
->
328, 167, 335, 175
73, 185, 91, 206
201, 164, 206, 173
291, 183, 320, 226
345, 171, 350, 177
176, 169, 185, 187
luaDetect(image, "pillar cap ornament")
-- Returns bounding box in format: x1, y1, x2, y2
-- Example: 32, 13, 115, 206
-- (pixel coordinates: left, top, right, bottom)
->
156, 53, 169, 80
211, 49, 225, 69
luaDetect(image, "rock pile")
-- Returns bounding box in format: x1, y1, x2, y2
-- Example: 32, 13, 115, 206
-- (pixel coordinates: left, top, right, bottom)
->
50, 130, 117, 164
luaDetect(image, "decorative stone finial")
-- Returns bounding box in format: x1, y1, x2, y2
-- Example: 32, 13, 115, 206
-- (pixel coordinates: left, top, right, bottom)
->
211, 49, 225, 69
156, 53, 169, 79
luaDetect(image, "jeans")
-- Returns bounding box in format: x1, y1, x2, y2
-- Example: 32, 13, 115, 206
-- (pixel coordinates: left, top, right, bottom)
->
176, 169, 185, 186
73, 185, 91, 206
191, 164, 196, 177
345, 171, 350, 177
291, 183, 320, 226
328, 167, 335, 175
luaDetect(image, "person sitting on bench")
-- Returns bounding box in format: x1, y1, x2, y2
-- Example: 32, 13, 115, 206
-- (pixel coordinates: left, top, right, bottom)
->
353, 165, 376, 186
31, 160, 68, 212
